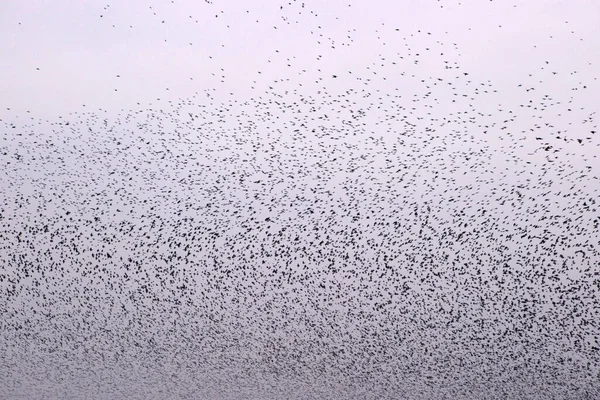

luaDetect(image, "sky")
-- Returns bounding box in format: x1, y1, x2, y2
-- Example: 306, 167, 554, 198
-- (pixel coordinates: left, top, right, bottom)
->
2, 0, 598, 118
1, 0, 600, 399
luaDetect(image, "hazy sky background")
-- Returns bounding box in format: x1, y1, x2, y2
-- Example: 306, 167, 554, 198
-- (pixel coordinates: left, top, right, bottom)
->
1, 1, 600, 399
1, 0, 598, 118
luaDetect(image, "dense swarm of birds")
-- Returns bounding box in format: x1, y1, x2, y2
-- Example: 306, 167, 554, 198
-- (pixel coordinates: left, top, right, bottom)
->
1, 1, 599, 399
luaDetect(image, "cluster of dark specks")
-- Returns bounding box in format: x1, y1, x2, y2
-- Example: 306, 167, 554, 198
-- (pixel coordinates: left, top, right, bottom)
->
1, 1, 599, 399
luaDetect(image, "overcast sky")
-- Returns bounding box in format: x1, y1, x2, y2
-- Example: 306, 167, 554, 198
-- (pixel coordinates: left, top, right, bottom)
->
2, 0, 598, 118
1, 1, 600, 399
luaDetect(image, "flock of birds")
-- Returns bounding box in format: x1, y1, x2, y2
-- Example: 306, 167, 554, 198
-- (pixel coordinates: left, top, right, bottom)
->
1, 1, 599, 399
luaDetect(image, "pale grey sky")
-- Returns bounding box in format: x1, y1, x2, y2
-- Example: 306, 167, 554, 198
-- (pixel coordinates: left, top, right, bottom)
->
1, 0, 598, 118
1, 1, 600, 399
